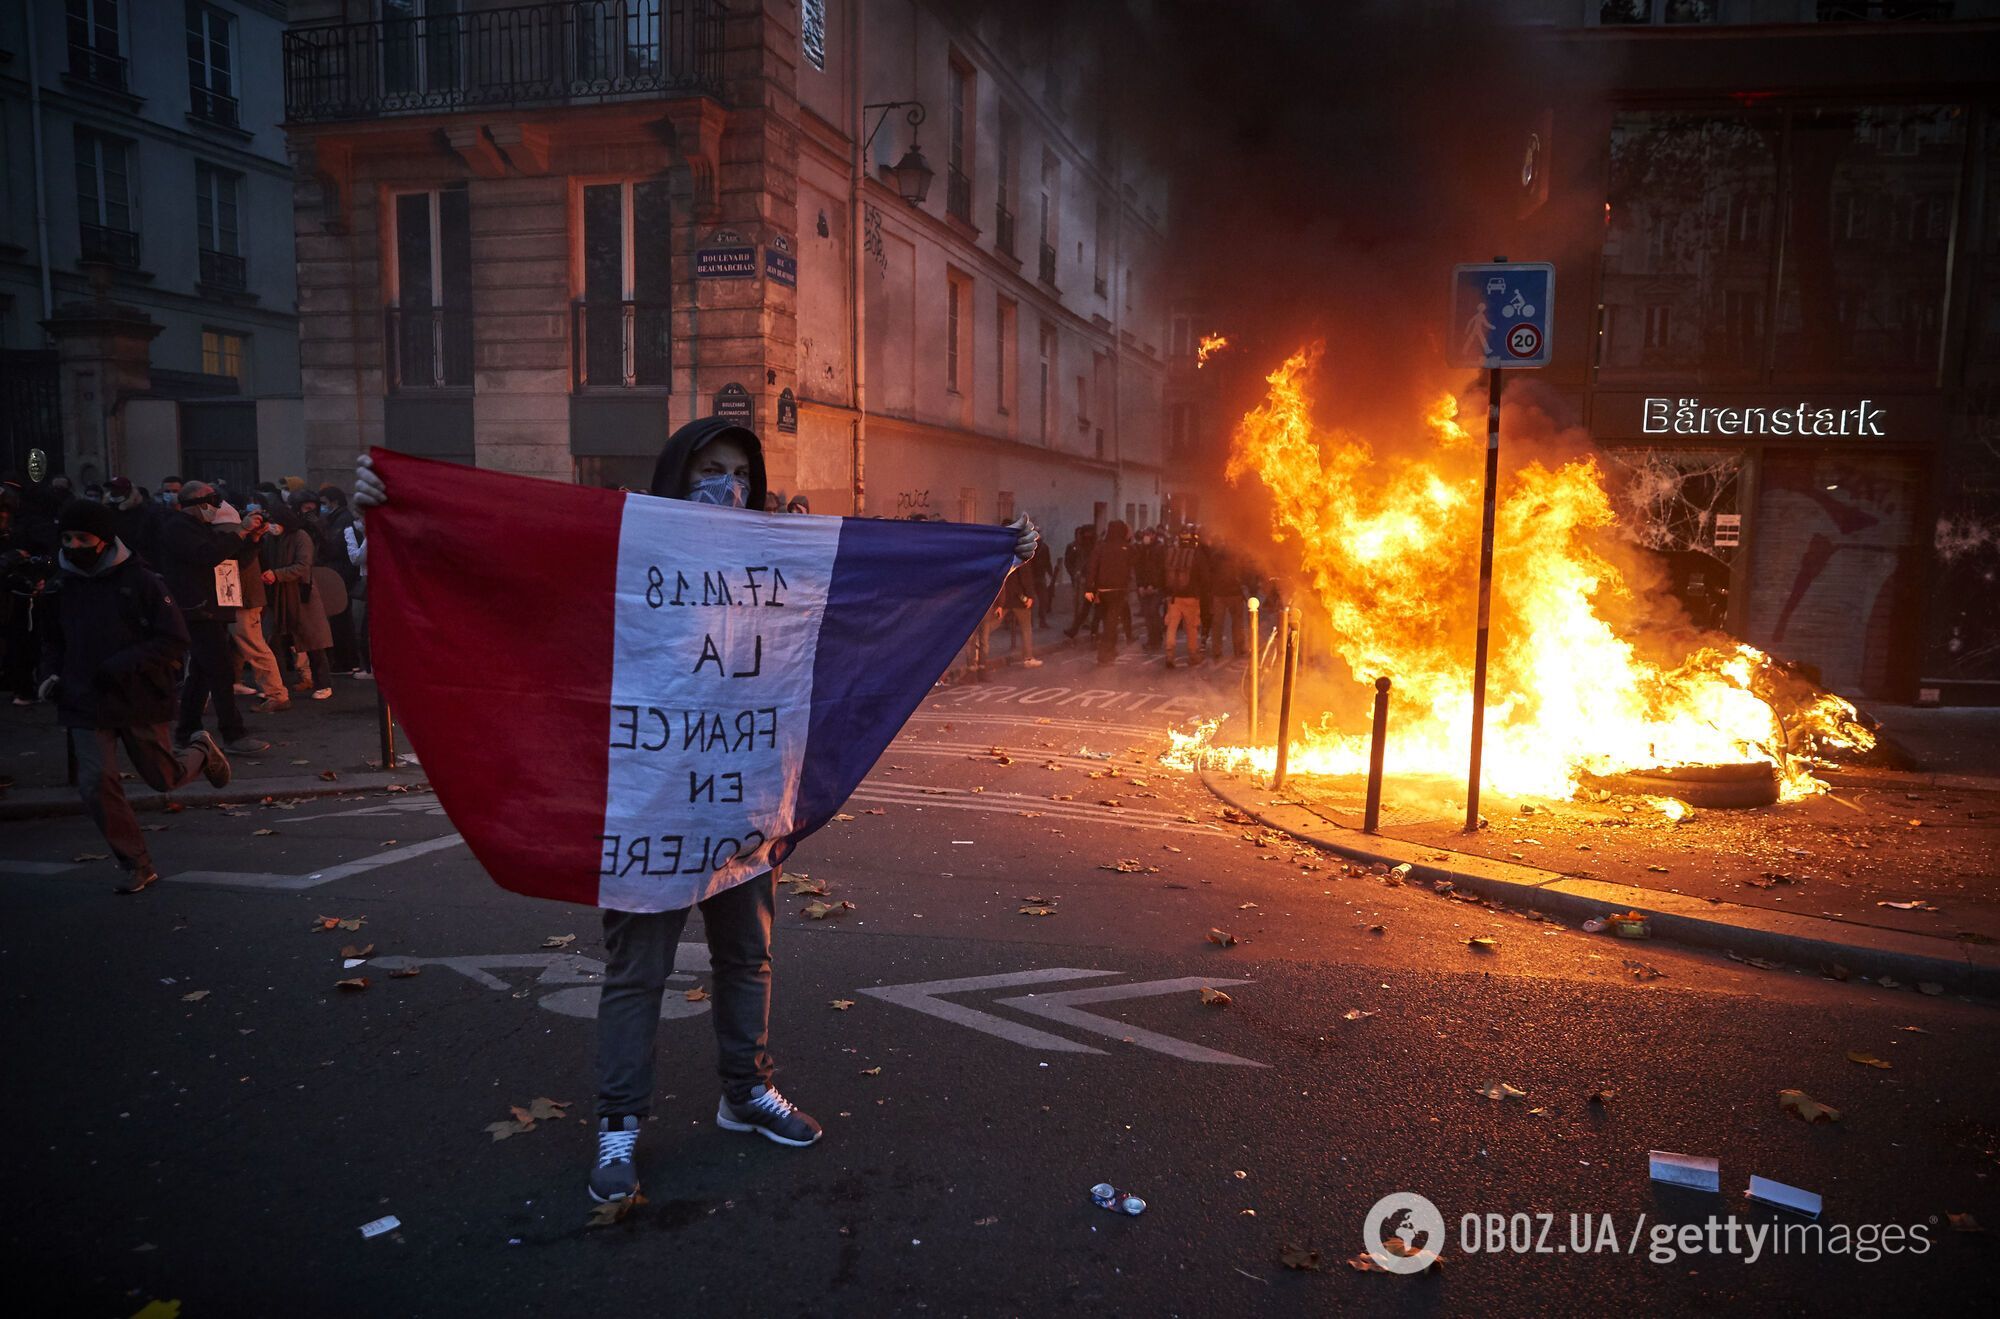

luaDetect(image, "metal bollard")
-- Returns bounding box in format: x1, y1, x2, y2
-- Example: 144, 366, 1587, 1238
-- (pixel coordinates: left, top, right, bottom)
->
1246, 597, 1260, 739
1272, 608, 1300, 789
378, 691, 398, 771
1362, 676, 1392, 835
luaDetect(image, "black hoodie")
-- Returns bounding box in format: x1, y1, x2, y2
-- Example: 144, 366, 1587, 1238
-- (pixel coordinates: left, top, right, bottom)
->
647, 417, 768, 506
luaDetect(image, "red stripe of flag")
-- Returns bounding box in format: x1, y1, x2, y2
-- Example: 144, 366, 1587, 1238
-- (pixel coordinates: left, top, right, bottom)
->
366, 448, 622, 906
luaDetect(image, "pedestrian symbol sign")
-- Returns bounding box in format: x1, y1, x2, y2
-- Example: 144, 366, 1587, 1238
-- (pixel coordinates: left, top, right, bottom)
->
1450, 262, 1553, 369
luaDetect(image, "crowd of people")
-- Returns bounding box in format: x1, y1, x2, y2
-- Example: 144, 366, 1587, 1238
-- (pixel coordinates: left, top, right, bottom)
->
1, 469, 371, 892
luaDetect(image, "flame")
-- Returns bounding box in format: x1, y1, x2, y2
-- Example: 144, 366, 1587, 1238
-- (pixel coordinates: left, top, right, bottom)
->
1169, 345, 1873, 803
1196, 333, 1229, 367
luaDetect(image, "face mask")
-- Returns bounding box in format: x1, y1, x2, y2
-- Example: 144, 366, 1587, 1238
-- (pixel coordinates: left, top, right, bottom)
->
686, 473, 749, 508
191, 503, 219, 523
66, 543, 105, 571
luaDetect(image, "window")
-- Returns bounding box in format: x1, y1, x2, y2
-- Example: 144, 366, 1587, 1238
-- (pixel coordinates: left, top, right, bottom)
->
996, 490, 1015, 522
946, 56, 973, 223
66, 0, 125, 90
1038, 151, 1058, 284
1169, 402, 1193, 455
1170, 312, 1193, 360
202, 329, 244, 386
995, 108, 1018, 256
74, 128, 137, 267
1725, 288, 1762, 361
1075, 373, 1089, 428
995, 297, 1016, 416
1038, 321, 1055, 442
1644, 303, 1672, 350
1093, 198, 1109, 297
186, 2, 237, 126
195, 162, 244, 290
945, 270, 970, 392
800, 0, 826, 71
577, 180, 672, 389
390, 186, 472, 389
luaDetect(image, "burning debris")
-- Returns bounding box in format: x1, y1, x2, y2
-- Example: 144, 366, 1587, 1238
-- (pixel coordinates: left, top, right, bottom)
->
1166, 345, 1873, 803
1196, 332, 1230, 367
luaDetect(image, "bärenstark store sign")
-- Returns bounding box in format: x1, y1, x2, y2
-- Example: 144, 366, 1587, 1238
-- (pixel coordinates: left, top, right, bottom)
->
1591, 393, 1939, 445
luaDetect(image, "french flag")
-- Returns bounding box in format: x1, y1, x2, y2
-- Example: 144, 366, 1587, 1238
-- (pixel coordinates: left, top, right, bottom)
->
366, 448, 1015, 912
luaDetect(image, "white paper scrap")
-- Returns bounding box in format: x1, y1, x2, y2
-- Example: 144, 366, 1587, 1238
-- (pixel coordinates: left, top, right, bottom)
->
1747, 1175, 1821, 1218
1648, 1150, 1720, 1192
359, 1215, 401, 1239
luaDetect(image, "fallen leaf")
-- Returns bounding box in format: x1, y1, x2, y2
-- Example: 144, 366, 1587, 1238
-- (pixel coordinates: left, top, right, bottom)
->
1918, 982, 1945, 996
1206, 928, 1239, 948
253, 828, 278, 837
803, 899, 856, 920
1846, 1051, 1892, 1069
786, 876, 829, 896
1588, 1087, 1615, 1105
1876, 900, 1940, 912
1346, 1253, 1386, 1272
290, 759, 311, 765
973, 1215, 1000, 1227
389, 967, 421, 979
1948, 1213, 1984, 1233
831, 812, 856, 822
1198, 987, 1232, 1006
1367, 924, 1386, 935
1342, 1009, 1376, 1021
1778, 1088, 1841, 1123
542, 934, 577, 948
180, 990, 210, 1003
859, 1066, 882, 1076
587, 1192, 646, 1227
486, 1119, 529, 1141
1279, 1244, 1323, 1271
318, 770, 340, 782
1479, 1081, 1528, 1101
1466, 937, 1498, 953
1238, 902, 1259, 910
1622, 960, 1665, 982
863, 807, 886, 815
340, 943, 376, 959
334, 977, 370, 992
527, 1097, 571, 1121
830, 999, 855, 1011
685, 986, 710, 1002
1019, 905, 1058, 917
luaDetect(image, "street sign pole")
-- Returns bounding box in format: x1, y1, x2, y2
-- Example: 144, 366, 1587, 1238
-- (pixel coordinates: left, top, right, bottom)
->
1465, 366, 1501, 833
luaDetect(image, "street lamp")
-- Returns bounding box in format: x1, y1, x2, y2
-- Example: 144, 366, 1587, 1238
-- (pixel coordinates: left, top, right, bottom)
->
863, 100, 932, 207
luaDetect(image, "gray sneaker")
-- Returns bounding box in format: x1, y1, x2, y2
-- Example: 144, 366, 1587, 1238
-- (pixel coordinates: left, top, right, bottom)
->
189, 731, 231, 788
588, 1115, 641, 1203
224, 736, 271, 755
716, 1085, 822, 1147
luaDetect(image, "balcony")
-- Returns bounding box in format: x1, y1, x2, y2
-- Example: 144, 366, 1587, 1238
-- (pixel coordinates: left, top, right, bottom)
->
67, 42, 127, 92
79, 223, 140, 269
190, 85, 241, 129
385, 305, 474, 390
946, 165, 972, 224
200, 249, 247, 293
1038, 242, 1057, 287
285, 0, 726, 124
994, 204, 1015, 257
573, 299, 671, 390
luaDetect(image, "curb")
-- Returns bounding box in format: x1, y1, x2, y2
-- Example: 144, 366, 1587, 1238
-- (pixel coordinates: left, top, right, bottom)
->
0, 770, 430, 822
1201, 768, 2000, 999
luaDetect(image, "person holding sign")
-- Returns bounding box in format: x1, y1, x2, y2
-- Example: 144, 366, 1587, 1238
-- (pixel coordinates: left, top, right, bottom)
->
354, 420, 1040, 1205
156, 482, 269, 756
38, 499, 231, 894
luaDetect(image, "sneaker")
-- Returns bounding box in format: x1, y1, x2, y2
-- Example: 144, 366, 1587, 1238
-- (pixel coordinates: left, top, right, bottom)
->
232, 683, 258, 696
716, 1085, 822, 1148
115, 867, 159, 895
588, 1115, 641, 1203
311, 688, 334, 701
351, 669, 374, 680
252, 698, 291, 714
11, 696, 34, 706
1020, 657, 1044, 668
224, 736, 271, 755
189, 731, 232, 788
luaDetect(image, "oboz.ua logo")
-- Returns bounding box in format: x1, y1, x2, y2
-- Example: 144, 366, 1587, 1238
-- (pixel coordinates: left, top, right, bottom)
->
1363, 1192, 1446, 1274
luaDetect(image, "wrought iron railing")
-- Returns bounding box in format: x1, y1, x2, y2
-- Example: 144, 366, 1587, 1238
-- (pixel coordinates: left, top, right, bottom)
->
946, 165, 972, 223
573, 300, 672, 389
1038, 242, 1057, 286
68, 43, 128, 91
200, 249, 247, 292
190, 85, 241, 128
385, 306, 474, 390
285, 0, 725, 123
994, 205, 1015, 257
79, 223, 140, 268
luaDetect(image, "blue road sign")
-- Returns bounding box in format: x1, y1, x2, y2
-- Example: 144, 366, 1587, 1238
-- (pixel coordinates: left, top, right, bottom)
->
1450, 262, 1553, 369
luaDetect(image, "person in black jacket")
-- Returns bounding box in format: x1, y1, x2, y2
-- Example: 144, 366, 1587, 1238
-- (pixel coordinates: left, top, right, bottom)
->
37, 500, 230, 894
158, 481, 269, 754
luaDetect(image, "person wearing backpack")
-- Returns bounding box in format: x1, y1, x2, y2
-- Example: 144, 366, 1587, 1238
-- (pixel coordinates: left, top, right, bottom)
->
1162, 527, 1208, 668
38, 500, 230, 894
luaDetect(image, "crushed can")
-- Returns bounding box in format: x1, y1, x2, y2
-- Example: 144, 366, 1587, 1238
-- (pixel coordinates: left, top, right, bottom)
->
1091, 1182, 1146, 1215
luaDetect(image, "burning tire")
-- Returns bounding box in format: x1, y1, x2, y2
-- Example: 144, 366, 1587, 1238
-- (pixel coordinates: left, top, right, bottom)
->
1583, 761, 1779, 810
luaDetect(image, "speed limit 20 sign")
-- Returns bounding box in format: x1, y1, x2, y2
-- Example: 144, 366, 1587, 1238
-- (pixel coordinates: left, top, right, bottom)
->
1450, 262, 1553, 369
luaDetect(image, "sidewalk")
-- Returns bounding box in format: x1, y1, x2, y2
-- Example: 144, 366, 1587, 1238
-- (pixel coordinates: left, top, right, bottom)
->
1203, 765, 2000, 998
0, 676, 427, 820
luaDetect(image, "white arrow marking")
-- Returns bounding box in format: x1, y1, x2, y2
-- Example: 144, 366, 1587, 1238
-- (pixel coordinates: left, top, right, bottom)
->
168, 832, 466, 890
365, 944, 715, 1020
994, 977, 1267, 1067
859, 968, 1120, 1053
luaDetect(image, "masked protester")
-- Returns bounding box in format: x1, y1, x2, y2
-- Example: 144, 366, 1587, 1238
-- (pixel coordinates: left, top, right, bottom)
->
1085, 520, 1134, 665
261, 503, 335, 699
38, 500, 230, 893
157, 482, 269, 755
353, 417, 1039, 1206
228, 510, 289, 711
1162, 527, 1209, 668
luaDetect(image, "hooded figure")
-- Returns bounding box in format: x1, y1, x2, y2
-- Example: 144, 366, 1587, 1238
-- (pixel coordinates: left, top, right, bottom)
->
647, 417, 768, 509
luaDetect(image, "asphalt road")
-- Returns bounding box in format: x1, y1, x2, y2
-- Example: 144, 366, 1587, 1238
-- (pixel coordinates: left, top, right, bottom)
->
4, 647, 1996, 1317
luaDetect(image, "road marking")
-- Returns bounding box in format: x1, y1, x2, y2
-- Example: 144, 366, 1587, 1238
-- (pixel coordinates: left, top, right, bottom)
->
994, 977, 1267, 1066
849, 785, 1217, 834
169, 832, 465, 890
859, 969, 1122, 1053
366, 945, 714, 1020
0, 860, 81, 875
